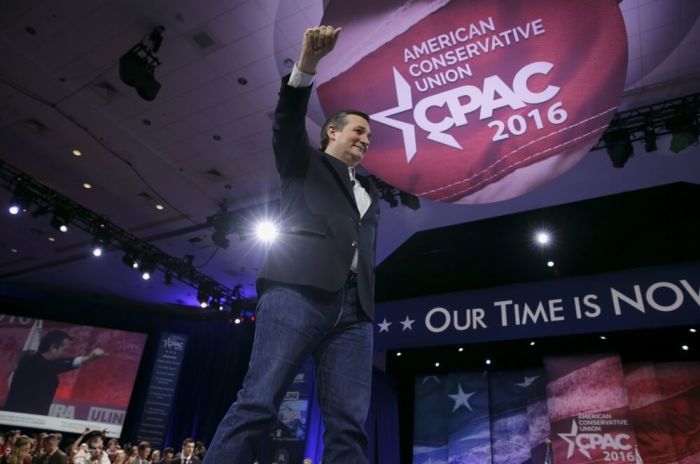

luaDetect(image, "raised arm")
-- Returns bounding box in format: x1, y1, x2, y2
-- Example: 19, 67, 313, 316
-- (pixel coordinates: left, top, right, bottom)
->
272, 26, 341, 175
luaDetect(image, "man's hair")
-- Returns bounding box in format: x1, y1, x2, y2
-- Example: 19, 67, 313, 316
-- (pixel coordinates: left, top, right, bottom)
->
137, 441, 151, 451
320, 110, 370, 150
38, 330, 72, 354
182, 438, 195, 447
163, 448, 174, 455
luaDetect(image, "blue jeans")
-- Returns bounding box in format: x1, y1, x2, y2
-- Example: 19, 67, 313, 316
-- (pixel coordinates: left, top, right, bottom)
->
204, 278, 373, 464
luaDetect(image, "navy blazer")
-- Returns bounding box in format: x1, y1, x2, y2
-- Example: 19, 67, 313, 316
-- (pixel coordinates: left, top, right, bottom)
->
257, 75, 380, 319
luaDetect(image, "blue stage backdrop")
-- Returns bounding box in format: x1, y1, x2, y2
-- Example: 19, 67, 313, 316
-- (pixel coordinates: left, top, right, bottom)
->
375, 262, 700, 350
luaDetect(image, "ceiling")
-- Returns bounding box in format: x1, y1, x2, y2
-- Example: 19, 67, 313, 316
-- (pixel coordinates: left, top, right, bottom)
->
0, 0, 699, 312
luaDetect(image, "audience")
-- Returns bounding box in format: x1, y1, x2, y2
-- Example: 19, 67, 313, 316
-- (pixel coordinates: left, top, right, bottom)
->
0, 429, 308, 464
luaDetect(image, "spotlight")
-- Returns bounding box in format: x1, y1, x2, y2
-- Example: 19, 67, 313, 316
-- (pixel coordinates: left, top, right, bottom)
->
234, 318, 241, 324
255, 221, 278, 243
140, 260, 155, 280
535, 231, 550, 245
485, 359, 492, 365
666, 107, 699, 153
603, 129, 633, 168
396, 352, 402, 357
547, 260, 555, 268
8, 186, 32, 215
197, 285, 211, 308
50, 209, 72, 233
92, 244, 104, 257
119, 26, 165, 101
122, 253, 139, 269
91, 229, 110, 257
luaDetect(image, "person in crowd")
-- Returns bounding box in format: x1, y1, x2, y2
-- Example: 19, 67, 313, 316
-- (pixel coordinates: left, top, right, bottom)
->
160, 449, 173, 464
204, 24, 378, 464
35, 435, 66, 464
124, 446, 138, 464
3, 330, 106, 415
170, 439, 197, 464
191, 443, 204, 463
72, 431, 108, 464
133, 442, 150, 464
105, 439, 119, 463
147, 451, 159, 464
3, 435, 32, 464
3, 431, 21, 456
110, 451, 126, 464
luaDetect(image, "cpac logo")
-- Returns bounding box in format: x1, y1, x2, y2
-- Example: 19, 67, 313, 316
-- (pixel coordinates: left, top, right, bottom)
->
370, 61, 560, 163
558, 420, 632, 459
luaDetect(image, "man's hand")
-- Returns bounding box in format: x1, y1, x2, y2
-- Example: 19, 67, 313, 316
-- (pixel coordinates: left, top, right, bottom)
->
89, 348, 106, 360
297, 25, 341, 75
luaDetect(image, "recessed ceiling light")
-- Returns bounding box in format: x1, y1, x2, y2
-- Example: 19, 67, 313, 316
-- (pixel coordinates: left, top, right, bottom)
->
600, 335, 607, 340
690, 328, 697, 333
682, 345, 689, 351
48, 237, 56, 242
530, 341, 536, 346
155, 204, 165, 210
485, 359, 492, 365
396, 352, 402, 357
547, 260, 555, 267
434, 362, 440, 367
458, 347, 464, 352
72, 149, 82, 157
83, 183, 92, 189
11, 248, 18, 253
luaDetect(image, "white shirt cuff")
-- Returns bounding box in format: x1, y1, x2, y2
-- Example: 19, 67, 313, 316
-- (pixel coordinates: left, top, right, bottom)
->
288, 64, 316, 88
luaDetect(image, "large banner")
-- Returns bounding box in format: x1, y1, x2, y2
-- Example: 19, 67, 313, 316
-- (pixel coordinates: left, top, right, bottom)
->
0, 314, 147, 436
374, 262, 700, 350
318, 0, 627, 203
137, 332, 188, 448
414, 359, 700, 464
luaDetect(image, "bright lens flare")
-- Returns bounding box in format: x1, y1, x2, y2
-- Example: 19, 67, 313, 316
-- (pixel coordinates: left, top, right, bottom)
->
255, 221, 278, 242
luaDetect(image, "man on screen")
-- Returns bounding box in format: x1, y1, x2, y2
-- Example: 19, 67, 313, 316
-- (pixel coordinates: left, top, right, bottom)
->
3, 329, 106, 415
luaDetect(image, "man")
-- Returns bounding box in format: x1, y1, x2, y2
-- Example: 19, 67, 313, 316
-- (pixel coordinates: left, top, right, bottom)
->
35, 435, 67, 464
161, 448, 174, 464
3, 330, 106, 415
171, 439, 199, 464
73, 431, 110, 464
134, 442, 151, 464
203, 25, 379, 464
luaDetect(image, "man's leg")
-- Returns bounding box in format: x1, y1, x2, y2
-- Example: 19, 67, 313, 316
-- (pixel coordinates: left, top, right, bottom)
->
313, 282, 373, 464
204, 285, 338, 464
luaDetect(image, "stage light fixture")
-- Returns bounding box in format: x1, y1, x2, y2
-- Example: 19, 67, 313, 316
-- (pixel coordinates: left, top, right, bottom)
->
50, 208, 72, 233
643, 125, 657, 152
666, 107, 699, 153
91, 228, 110, 257
119, 26, 165, 101
399, 191, 421, 210
603, 129, 633, 167
197, 285, 211, 309
255, 221, 278, 243
8, 186, 32, 215
140, 259, 155, 280
122, 253, 139, 269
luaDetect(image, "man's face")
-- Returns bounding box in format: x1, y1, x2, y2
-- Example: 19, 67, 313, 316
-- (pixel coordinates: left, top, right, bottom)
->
164, 452, 174, 462
139, 447, 151, 459
182, 443, 194, 457
45, 439, 58, 453
45, 339, 70, 360
327, 115, 371, 166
